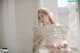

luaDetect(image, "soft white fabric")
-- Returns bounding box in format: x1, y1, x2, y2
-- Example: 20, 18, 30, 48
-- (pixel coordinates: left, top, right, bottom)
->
33, 24, 69, 53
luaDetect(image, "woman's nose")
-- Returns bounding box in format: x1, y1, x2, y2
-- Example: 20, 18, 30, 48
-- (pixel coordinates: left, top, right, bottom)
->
40, 18, 43, 21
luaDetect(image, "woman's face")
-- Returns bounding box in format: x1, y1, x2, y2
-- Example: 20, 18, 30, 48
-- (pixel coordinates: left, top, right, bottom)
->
38, 13, 49, 25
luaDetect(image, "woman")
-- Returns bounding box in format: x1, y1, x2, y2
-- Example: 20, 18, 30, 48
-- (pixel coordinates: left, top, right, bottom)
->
33, 8, 68, 53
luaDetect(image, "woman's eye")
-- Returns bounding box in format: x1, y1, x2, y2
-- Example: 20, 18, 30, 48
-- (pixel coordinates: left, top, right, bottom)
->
41, 15, 44, 17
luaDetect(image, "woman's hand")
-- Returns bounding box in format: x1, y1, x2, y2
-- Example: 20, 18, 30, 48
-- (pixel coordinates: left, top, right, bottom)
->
61, 40, 68, 48
56, 43, 68, 51
55, 44, 68, 51
56, 45, 62, 50
61, 43, 68, 48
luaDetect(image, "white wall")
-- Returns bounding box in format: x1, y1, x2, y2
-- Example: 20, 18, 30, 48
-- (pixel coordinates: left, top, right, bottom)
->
15, 0, 38, 53
78, 2, 80, 52
0, 0, 38, 53
67, 3, 79, 47
2, 0, 17, 53
0, 0, 4, 48
58, 7, 69, 26
59, 15, 69, 27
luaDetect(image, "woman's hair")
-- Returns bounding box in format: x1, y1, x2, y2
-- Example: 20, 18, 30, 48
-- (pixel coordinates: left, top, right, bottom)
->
38, 8, 54, 24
